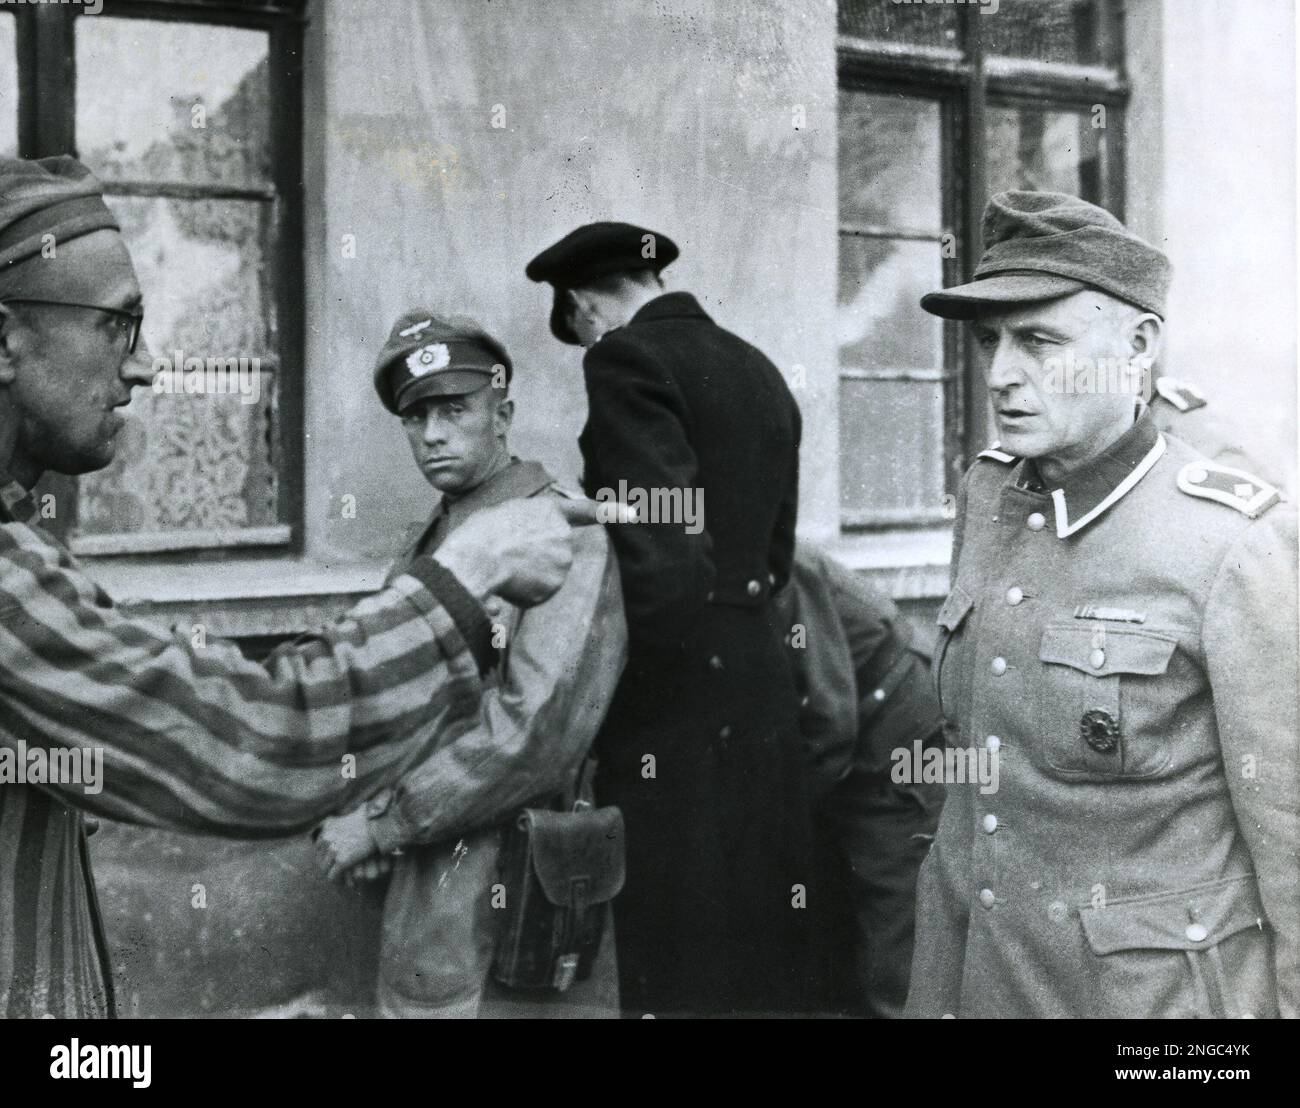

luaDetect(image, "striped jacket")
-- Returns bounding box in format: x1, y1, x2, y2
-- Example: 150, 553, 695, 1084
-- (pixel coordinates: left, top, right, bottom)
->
0, 493, 495, 1019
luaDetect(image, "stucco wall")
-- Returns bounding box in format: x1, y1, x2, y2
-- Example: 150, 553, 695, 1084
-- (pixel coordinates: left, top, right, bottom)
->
1127, 0, 1297, 488
303, 0, 841, 565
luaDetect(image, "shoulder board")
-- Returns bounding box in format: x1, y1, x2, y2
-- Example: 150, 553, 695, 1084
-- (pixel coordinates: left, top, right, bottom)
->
1155, 377, 1208, 413
1177, 460, 1281, 517
977, 444, 1018, 465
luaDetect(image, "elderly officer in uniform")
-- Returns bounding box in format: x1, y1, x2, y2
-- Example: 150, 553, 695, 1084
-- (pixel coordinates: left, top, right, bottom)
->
527, 222, 813, 1015
313, 312, 626, 1017
0, 154, 609, 1018
776, 544, 944, 1018
907, 191, 1298, 1019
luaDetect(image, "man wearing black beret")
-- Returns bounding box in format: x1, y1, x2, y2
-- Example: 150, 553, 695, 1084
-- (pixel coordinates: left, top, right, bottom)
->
528, 222, 815, 1016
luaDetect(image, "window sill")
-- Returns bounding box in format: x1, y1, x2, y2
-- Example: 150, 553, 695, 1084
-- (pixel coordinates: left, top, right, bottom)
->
822, 526, 953, 602
88, 555, 392, 639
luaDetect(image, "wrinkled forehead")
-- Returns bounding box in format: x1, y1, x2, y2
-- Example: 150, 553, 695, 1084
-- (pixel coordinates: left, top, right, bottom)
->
5, 228, 140, 306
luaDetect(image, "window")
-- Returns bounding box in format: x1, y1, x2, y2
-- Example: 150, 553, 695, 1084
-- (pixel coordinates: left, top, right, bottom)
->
2, 0, 306, 555
0, 13, 15, 158
837, 0, 1126, 530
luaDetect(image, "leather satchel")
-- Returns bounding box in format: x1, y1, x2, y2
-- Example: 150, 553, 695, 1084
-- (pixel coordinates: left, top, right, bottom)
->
491, 775, 625, 992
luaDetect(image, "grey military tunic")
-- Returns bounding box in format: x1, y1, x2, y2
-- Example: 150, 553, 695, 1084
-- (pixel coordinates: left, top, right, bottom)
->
907, 412, 1298, 1018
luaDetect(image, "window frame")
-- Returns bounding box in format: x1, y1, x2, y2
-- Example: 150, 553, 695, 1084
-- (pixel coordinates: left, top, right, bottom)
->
8, 0, 308, 555
836, 0, 1129, 531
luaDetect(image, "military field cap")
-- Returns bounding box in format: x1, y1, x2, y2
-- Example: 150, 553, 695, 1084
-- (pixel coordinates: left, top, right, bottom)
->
373, 309, 512, 415
0, 155, 120, 294
921, 191, 1171, 320
525, 221, 678, 344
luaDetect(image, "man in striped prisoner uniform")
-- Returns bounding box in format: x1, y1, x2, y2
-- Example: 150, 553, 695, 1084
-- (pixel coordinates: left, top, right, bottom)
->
0, 155, 603, 1018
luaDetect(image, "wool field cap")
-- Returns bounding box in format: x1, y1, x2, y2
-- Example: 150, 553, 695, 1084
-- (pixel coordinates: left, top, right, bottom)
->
920, 191, 1171, 320
374, 310, 512, 414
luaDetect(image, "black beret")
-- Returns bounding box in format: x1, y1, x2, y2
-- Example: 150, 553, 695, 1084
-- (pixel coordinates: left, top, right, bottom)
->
525, 221, 678, 343
373, 309, 512, 415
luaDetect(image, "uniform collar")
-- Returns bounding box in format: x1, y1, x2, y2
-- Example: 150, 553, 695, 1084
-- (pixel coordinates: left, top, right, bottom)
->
1019, 411, 1166, 538
437, 457, 554, 538
627, 291, 710, 326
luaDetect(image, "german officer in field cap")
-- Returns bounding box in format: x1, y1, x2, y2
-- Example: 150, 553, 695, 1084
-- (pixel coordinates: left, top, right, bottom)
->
527, 223, 815, 1016
372, 309, 511, 416
907, 191, 1298, 1019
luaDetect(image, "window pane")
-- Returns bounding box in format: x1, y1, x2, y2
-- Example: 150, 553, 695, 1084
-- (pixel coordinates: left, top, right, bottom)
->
76, 384, 279, 536
76, 17, 270, 186
986, 104, 1109, 207
840, 91, 942, 230
839, 237, 943, 371
838, 0, 960, 48
75, 193, 277, 540
983, 0, 1105, 66
103, 194, 272, 354
0, 14, 15, 158
839, 377, 945, 520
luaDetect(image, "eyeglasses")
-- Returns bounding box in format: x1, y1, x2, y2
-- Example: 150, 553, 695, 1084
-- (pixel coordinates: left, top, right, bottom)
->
0, 297, 144, 354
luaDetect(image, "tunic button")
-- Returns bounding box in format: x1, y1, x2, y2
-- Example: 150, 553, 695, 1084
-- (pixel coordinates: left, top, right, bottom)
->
985, 735, 1001, 753
1089, 648, 1106, 669
1026, 512, 1046, 532
719, 725, 732, 740
1048, 900, 1069, 923
1006, 586, 1023, 606
1185, 922, 1209, 943
709, 655, 724, 671
979, 888, 996, 909
872, 688, 886, 702
746, 579, 762, 597
1186, 466, 1208, 485
990, 656, 1007, 676
982, 813, 998, 834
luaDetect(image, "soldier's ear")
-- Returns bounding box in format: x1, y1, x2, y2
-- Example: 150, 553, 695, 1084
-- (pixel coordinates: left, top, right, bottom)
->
494, 396, 514, 437
1128, 312, 1163, 364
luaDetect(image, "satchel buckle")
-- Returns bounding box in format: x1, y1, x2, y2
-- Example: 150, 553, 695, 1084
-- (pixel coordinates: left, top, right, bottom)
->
552, 953, 579, 992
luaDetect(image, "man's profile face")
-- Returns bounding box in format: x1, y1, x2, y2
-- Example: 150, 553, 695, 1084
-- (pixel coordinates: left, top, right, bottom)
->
971, 290, 1149, 472
1, 229, 152, 477
400, 383, 512, 496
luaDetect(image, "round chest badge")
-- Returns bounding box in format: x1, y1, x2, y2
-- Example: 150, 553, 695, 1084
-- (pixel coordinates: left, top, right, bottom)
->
1080, 708, 1120, 753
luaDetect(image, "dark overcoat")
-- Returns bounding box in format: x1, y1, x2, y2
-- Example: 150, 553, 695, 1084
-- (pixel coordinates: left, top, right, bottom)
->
579, 291, 813, 1016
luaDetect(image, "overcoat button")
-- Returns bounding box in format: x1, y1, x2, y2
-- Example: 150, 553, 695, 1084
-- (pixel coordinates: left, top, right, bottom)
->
719, 725, 732, 740
1048, 900, 1068, 923
982, 814, 998, 834
979, 888, 996, 909
1026, 512, 1046, 532
1185, 922, 1209, 943
709, 655, 723, 670
986, 735, 1001, 753
1186, 467, 1208, 484
991, 656, 1007, 675
746, 579, 761, 597
1006, 586, 1023, 605
1089, 648, 1106, 669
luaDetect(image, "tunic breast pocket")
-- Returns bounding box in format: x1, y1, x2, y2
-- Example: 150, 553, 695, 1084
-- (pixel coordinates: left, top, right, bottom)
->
1037, 623, 1178, 778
